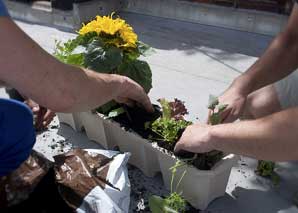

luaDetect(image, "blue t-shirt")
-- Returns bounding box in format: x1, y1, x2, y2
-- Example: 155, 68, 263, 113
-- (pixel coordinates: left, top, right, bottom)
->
0, 0, 8, 17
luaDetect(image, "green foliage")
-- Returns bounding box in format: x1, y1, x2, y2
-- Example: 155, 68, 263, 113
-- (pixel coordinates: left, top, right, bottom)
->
54, 30, 153, 114
150, 99, 191, 144
151, 118, 190, 144
118, 60, 152, 93
208, 95, 228, 125
96, 101, 118, 115
85, 39, 123, 72
137, 41, 155, 57
257, 160, 275, 177
208, 94, 219, 110
54, 32, 98, 66
256, 160, 280, 186
54, 41, 85, 67
165, 192, 187, 213
149, 160, 187, 213
107, 107, 125, 118
149, 195, 178, 213
159, 98, 172, 119
122, 41, 153, 61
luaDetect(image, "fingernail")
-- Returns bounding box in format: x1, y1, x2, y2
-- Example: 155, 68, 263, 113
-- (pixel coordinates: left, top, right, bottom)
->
32, 107, 39, 111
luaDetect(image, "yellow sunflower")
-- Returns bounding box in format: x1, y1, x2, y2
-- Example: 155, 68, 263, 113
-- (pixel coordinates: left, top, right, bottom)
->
79, 14, 138, 48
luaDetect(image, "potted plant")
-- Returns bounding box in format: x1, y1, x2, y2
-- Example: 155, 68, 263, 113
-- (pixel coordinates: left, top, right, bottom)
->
54, 13, 153, 148
54, 15, 238, 210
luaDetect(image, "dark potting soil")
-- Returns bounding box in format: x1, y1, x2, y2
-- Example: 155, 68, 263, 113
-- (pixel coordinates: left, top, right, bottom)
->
2, 169, 74, 213
110, 106, 223, 171
112, 104, 162, 138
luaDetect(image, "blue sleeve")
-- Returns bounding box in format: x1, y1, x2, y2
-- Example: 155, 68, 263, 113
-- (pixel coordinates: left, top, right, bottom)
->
0, 98, 35, 177
0, 0, 9, 17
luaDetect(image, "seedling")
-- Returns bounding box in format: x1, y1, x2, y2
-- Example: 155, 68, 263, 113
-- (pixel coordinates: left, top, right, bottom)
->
149, 160, 188, 213
256, 160, 280, 186
150, 99, 191, 148
208, 95, 228, 125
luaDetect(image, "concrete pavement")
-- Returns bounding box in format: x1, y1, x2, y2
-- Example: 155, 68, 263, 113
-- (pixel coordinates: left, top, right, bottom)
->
2, 13, 298, 212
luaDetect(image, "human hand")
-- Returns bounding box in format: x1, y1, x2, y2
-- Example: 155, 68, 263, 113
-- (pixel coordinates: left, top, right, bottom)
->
24, 99, 56, 131
114, 76, 154, 113
174, 124, 214, 153
208, 87, 247, 124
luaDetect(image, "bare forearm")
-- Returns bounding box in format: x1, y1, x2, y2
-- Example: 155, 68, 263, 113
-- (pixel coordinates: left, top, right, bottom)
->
235, 33, 298, 95
230, 5, 298, 96
211, 108, 298, 161
0, 18, 125, 112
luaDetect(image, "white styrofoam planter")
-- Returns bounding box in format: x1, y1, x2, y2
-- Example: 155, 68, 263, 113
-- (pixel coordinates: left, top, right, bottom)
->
155, 143, 239, 210
79, 111, 111, 149
103, 118, 161, 177
80, 113, 239, 210
57, 112, 83, 131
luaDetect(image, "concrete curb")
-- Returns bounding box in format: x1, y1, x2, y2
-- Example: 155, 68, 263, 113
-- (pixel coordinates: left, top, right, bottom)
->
5, 0, 288, 35
4, 0, 123, 30
121, 0, 288, 36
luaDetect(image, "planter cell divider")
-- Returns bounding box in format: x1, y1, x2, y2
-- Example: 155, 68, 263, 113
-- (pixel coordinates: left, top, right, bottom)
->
80, 111, 111, 149
57, 112, 84, 132
103, 119, 161, 177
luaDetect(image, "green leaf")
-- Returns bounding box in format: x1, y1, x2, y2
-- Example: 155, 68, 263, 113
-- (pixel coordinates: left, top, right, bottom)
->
137, 41, 155, 57
150, 99, 191, 144
158, 99, 172, 119
65, 53, 85, 66
208, 94, 219, 110
85, 39, 123, 73
165, 192, 187, 213
118, 60, 152, 93
207, 95, 228, 125
107, 107, 125, 118
144, 121, 151, 130
151, 118, 191, 144
256, 160, 275, 177
96, 101, 118, 114
209, 113, 221, 125
149, 196, 166, 213
149, 196, 178, 213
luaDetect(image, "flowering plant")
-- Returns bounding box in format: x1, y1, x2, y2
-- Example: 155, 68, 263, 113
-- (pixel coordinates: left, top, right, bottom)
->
54, 14, 153, 113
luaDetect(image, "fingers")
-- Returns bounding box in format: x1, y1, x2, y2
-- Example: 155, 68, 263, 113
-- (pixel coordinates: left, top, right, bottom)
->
174, 133, 195, 153
207, 110, 212, 124
129, 82, 154, 113
24, 99, 39, 114
219, 107, 233, 123
43, 110, 56, 127
174, 127, 192, 153
115, 97, 136, 108
35, 107, 47, 130
117, 78, 154, 113
174, 140, 186, 153
24, 99, 55, 130
136, 92, 154, 113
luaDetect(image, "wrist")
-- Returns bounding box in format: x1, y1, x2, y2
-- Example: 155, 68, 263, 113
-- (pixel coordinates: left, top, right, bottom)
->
208, 124, 224, 151
230, 74, 255, 96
